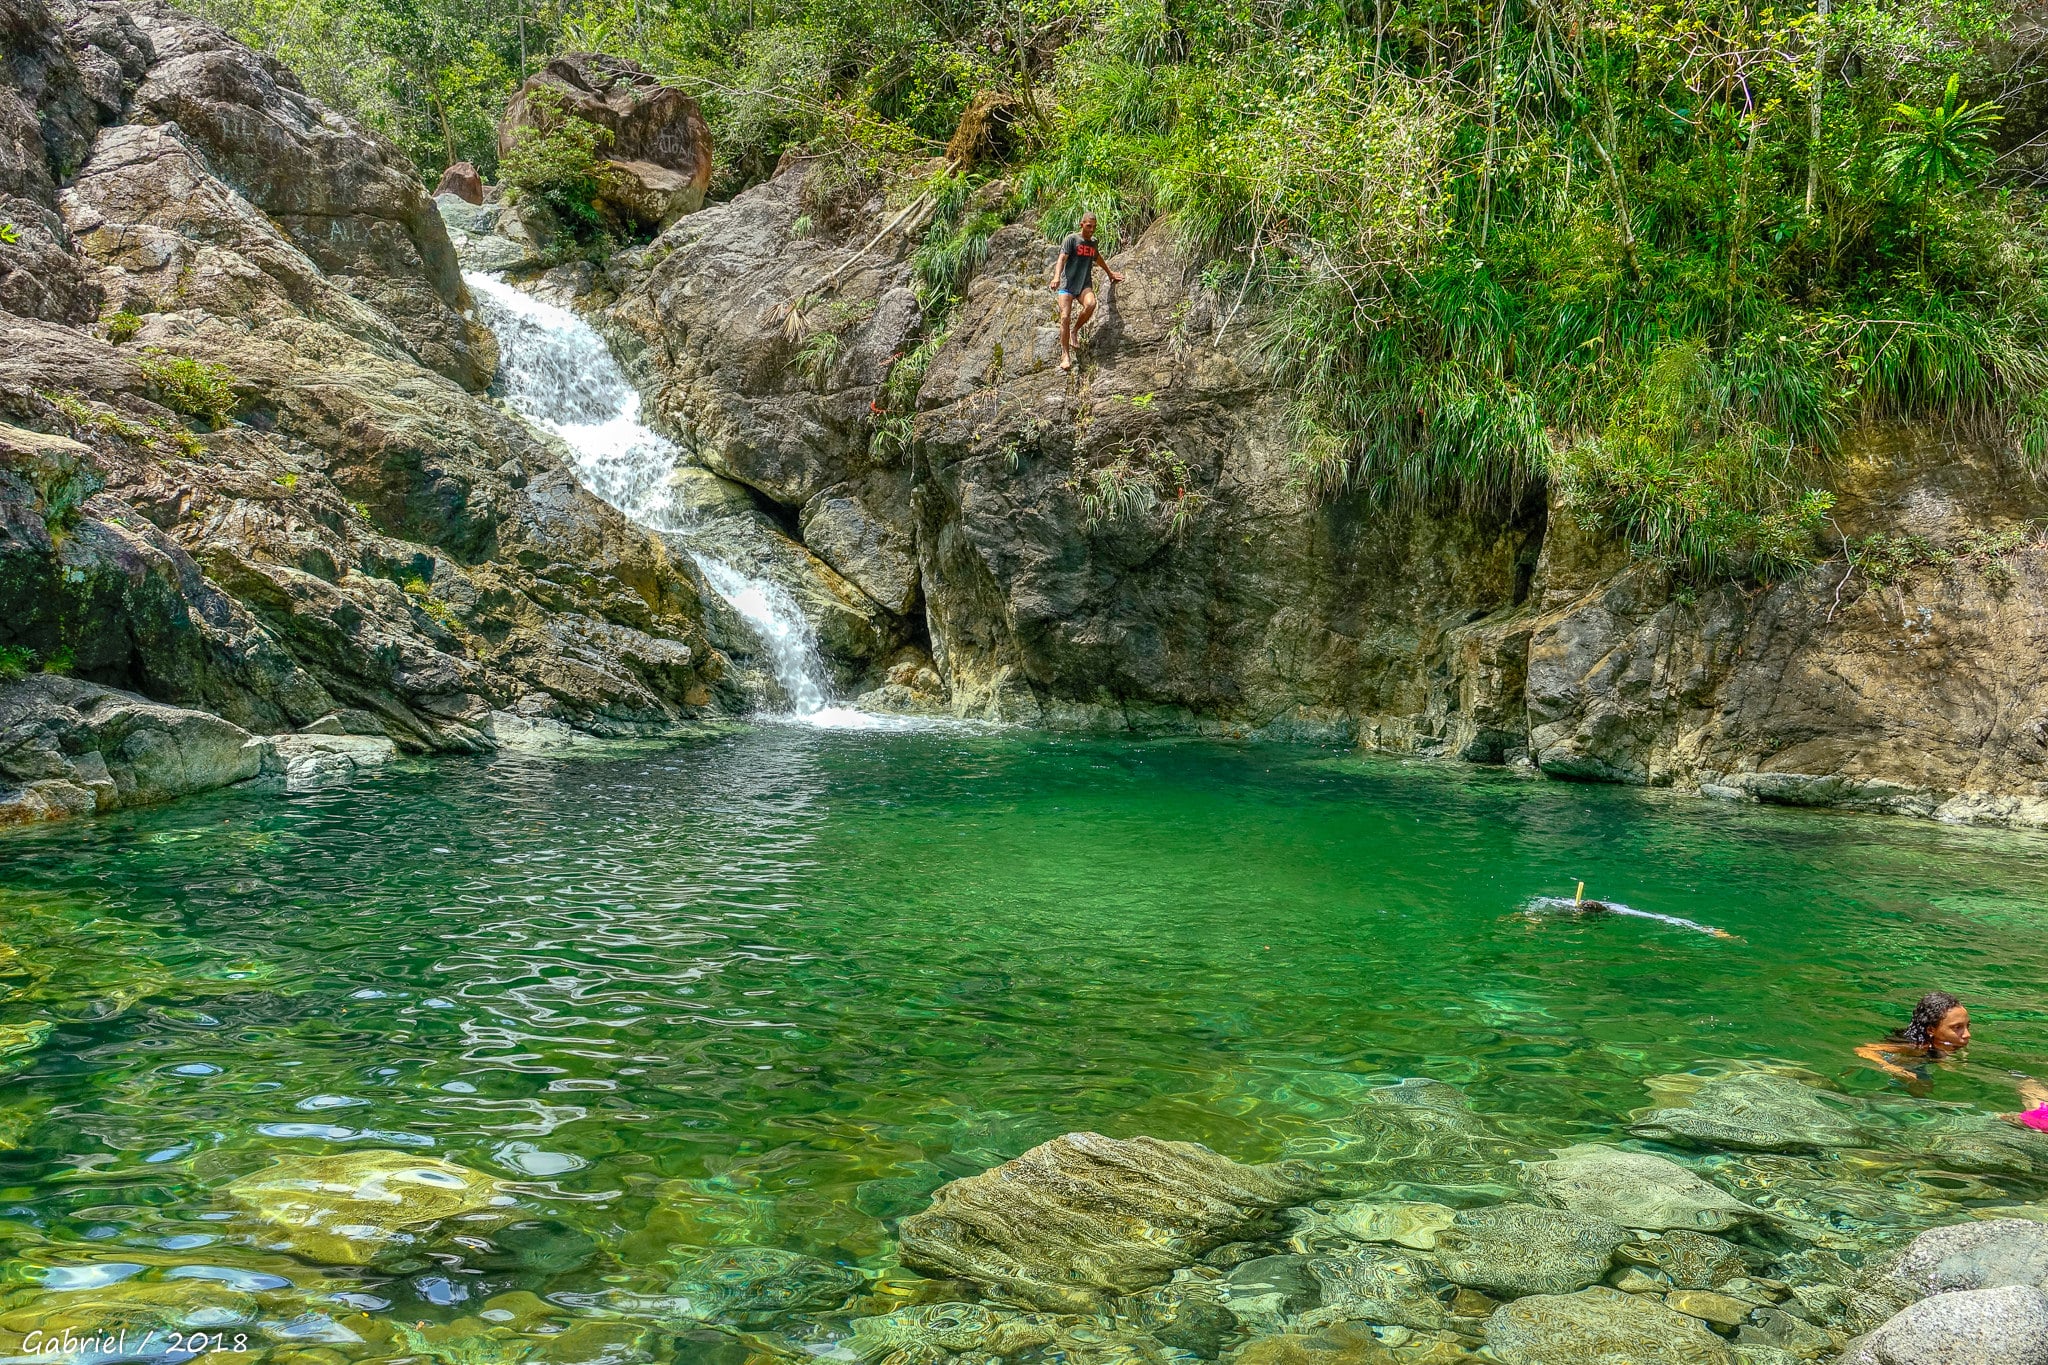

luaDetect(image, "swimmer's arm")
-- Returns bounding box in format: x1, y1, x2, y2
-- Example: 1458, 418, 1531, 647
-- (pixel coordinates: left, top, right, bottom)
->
1855, 1042, 1923, 1083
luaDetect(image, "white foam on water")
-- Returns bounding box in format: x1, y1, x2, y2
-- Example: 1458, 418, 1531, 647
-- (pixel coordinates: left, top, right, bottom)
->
467, 270, 922, 728
1520, 896, 1737, 939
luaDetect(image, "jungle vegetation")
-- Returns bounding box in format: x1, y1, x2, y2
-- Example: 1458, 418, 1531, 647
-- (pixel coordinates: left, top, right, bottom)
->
192, 0, 2048, 577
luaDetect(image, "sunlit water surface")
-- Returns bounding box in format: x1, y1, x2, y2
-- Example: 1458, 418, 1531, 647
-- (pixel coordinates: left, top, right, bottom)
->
4, 731, 2048, 1351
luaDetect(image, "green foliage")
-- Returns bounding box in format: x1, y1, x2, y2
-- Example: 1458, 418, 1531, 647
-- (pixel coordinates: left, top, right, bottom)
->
205, 0, 2048, 580
137, 352, 239, 429
1854, 524, 2040, 587
0, 222, 17, 245
1066, 442, 1205, 537
1881, 75, 2003, 195
0, 646, 31, 685
499, 86, 614, 239
104, 311, 143, 344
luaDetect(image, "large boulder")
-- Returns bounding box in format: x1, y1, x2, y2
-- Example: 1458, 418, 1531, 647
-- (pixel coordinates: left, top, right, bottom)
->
1530, 1143, 1760, 1232
896, 1132, 1318, 1311
1890, 1220, 2048, 1297
499, 53, 711, 228
0, 675, 260, 823
1843, 1284, 2048, 1365
1486, 1287, 1737, 1365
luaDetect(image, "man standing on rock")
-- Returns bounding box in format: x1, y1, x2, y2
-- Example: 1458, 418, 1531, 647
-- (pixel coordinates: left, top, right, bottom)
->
1051, 213, 1123, 372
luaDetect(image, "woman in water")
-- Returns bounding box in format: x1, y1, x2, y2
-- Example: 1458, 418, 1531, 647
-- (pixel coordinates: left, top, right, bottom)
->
1855, 991, 1971, 1090
1856, 992, 2048, 1123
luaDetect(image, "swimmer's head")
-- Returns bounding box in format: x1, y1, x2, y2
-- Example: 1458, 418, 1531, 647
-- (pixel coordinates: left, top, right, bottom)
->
1902, 991, 1969, 1051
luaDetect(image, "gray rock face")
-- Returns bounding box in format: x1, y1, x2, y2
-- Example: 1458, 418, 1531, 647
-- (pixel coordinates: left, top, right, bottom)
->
0, 675, 260, 822
1844, 1284, 2048, 1365
896, 1132, 1318, 1311
1430, 1203, 1630, 1298
1531, 1143, 1759, 1231
1486, 1286, 1738, 1365
1301, 1246, 1447, 1332
1630, 1073, 1867, 1152
260, 731, 396, 792
1891, 1220, 2048, 1297
0, 0, 732, 822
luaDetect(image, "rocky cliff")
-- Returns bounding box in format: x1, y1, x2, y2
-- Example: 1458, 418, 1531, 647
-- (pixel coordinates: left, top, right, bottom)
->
0, 0, 730, 824
597, 158, 2048, 828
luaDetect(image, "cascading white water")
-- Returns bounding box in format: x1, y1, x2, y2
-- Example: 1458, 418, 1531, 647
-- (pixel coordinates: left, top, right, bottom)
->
464, 271, 847, 721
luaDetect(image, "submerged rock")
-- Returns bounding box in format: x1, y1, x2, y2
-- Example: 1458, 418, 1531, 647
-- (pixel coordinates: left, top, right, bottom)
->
1231, 1322, 1398, 1365
0, 1021, 53, 1075
1629, 1073, 1867, 1152
1531, 1143, 1759, 1231
1430, 1203, 1629, 1298
1843, 1284, 2048, 1365
1485, 1286, 1737, 1365
1218, 1254, 1320, 1333
1301, 1245, 1448, 1332
1294, 1080, 1532, 1202
1619, 1229, 1748, 1289
1288, 1200, 1457, 1253
225, 1149, 506, 1266
667, 1247, 866, 1323
897, 1132, 1317, 1311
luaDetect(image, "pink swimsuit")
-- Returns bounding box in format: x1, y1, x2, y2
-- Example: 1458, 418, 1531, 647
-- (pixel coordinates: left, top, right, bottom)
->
2020, 1106, 2048, 1132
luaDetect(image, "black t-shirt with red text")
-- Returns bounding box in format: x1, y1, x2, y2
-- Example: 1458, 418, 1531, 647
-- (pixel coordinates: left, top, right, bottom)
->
1059, 234, 1101, 294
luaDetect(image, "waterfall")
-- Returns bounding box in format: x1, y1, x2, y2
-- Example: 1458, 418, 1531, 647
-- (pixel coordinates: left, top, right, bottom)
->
464, 271, 843, 720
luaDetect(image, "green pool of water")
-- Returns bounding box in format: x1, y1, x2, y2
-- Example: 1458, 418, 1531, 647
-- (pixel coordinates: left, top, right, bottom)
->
3, 729, 2047, 1352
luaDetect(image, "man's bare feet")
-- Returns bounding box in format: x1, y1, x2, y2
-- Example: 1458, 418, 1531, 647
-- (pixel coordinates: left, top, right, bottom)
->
1059, 352, 1073, 372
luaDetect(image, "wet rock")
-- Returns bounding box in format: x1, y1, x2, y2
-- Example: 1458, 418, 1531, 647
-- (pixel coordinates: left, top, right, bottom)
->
1296, 1080, 1533, 1203
0, 1021, 53, 1077
897, 1132, 1318, 1311
1890, 1220, 2048, 1296
1842, 1284, 2048, 1364
1230, 1322, 1396, 1365
436, 161, 484, 204
667, 1247, 865, 1323
225, 1149, 506, 1266
0, 676, 261, 824
1431, 1203, 1629, 1298
1893, 1115, 2048, 1177
1620, 1230, 1748, 1289
843, 1303, 1063, 1365
1287, 1201, 1456, 1253
1615, 1267, 1672, 1294
1124, 1280, 1240, 1359
260, 732, 396, 792
463, 1218, 597, 1274
1667, 1289, 1752, 1327
1629, 1073, 1867, 1152
1738, 1304, 1837, 1359
800, 472, 920, 616
1485, 1286, 1737, 1365
1219, 1255, 1321, 1332
1301, 1245, 1448, 1332
1531, 1143, 1759, 1231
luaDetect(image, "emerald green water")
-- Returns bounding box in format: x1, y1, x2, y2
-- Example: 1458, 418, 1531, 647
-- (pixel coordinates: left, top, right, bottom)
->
4, 728, 2048, 1353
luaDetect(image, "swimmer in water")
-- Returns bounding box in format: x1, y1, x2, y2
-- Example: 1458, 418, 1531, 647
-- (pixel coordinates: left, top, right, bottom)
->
1516, 883, 1739, 940
1856, 992, 2048, 1122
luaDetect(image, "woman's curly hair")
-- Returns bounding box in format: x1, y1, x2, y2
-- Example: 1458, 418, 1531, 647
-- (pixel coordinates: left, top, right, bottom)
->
1900, 991, 1963, 1045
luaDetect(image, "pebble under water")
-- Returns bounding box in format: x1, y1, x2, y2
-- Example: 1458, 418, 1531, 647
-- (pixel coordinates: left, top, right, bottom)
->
3, 729, 2048, 1361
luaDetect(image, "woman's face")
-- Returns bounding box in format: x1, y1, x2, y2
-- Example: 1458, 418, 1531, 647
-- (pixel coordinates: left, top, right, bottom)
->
1932, 1005, 1971, 1051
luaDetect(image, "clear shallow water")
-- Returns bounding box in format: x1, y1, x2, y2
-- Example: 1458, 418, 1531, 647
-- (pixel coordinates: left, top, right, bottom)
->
4, 732, 2048, 1349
